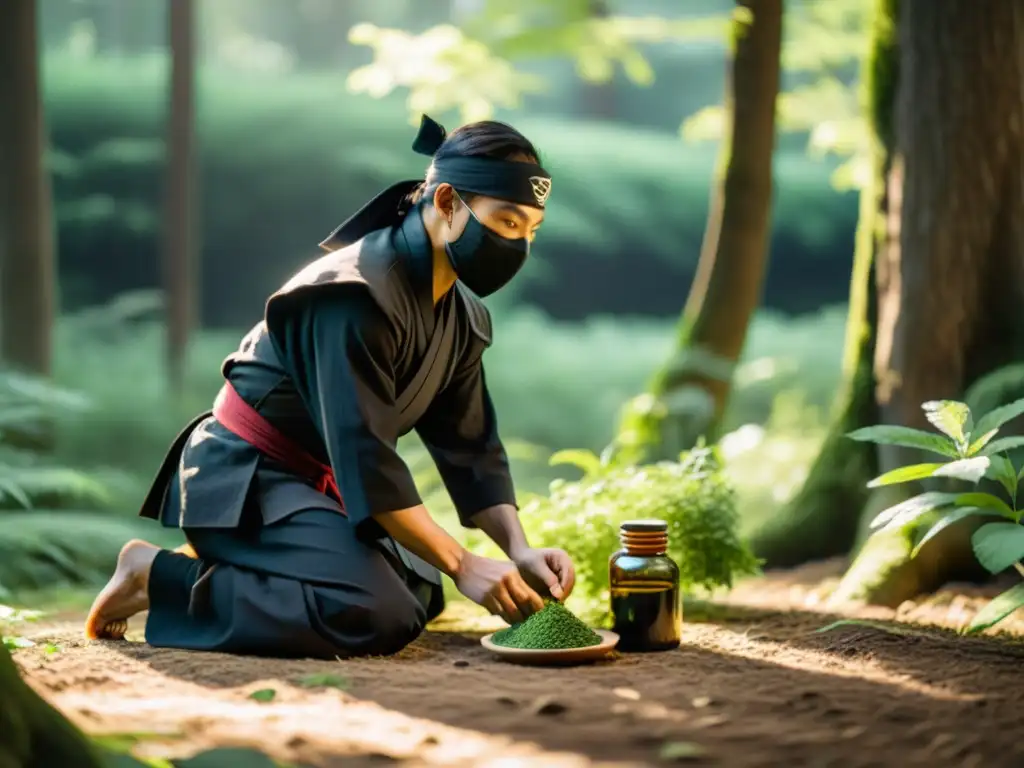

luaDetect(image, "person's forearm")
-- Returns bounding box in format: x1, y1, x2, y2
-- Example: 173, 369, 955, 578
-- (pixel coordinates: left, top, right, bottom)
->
374, 505, 467, 578
470, 504, 531, 559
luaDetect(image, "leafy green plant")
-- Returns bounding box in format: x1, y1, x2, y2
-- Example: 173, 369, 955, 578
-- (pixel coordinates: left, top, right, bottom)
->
514, 443, 761, 620
848, 398, 1024, 633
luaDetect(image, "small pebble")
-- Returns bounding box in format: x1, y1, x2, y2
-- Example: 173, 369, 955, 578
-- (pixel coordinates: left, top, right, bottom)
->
530, 696, 568, 716
453, 659, 469, 668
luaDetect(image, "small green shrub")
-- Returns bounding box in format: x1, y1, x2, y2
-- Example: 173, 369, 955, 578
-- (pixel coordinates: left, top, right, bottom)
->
849, 398, 1024, 634
506, 443, 760, 620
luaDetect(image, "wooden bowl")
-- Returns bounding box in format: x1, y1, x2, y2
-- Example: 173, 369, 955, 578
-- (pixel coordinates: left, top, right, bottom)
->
480, 629, 619, 666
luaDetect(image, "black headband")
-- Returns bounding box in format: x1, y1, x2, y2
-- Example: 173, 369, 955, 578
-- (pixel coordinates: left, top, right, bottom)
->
320, 114, 551, 251
414, 115, 552, 209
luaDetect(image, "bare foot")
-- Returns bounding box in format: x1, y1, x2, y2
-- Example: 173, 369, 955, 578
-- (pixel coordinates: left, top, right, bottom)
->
84, 539, 160, 640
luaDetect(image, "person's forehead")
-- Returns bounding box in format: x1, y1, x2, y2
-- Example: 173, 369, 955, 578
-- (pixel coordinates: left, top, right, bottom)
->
488, 199, 545, 221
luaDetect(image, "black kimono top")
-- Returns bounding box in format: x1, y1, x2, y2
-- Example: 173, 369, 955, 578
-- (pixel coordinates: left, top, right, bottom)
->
141, 205, 516, 582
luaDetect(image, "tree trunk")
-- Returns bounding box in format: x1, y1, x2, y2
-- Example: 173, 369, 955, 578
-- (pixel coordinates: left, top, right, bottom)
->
164, 0, 199, 395
0, 0, 56, 378
617, 0, 782, 462
0, 644, 106, 767
749, 0, 898, 567
828, 0, 1024, 607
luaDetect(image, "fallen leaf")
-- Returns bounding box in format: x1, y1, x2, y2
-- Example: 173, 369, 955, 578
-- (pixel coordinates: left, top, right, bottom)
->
248, 688, 277, 703
659, 740, 706, 761
295, 673, 349, 690
2, 636, 34, 651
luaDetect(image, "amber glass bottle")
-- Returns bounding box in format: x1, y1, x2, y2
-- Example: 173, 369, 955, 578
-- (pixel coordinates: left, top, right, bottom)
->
609, 519, 682, 652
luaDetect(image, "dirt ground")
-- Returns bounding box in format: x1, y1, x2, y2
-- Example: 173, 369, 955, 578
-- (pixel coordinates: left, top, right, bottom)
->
14, 559, 1024, 768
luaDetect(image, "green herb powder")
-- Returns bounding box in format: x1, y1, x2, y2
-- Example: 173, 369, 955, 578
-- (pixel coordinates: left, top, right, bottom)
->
491, 601, 602, 649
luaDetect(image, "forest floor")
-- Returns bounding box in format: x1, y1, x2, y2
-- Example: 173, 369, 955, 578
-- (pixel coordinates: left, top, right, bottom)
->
12, 559, 1024, 768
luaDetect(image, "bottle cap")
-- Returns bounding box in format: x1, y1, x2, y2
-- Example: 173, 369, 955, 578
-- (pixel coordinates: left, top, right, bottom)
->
620, 519, 668, 533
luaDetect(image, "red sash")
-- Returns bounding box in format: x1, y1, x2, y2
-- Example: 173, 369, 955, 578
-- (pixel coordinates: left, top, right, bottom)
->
212, 382, 345, 512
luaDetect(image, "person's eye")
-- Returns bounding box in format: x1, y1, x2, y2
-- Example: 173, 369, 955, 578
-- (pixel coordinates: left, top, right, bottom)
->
503, 219, 519, 230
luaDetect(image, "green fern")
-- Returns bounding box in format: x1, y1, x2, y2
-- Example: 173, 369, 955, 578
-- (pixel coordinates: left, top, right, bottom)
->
0, 369, 110, 511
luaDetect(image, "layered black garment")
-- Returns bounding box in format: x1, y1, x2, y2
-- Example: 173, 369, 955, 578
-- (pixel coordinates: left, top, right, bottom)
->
138, 204, 516, 658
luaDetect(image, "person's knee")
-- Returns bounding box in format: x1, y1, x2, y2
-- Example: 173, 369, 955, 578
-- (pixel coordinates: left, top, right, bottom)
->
314, 586, 427, 657
360, 590, 427, 656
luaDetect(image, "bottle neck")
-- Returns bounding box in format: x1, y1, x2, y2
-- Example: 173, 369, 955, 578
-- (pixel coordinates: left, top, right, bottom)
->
620, 532, 668, 556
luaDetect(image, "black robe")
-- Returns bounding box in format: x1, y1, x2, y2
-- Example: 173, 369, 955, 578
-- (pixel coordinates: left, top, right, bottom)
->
139, 205, 516, 658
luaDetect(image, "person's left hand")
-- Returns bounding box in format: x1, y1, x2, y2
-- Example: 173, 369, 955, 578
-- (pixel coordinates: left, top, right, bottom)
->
512, 547, 576, 601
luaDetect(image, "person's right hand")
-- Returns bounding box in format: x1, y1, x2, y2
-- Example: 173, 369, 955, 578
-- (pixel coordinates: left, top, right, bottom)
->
453, 551, 545, 624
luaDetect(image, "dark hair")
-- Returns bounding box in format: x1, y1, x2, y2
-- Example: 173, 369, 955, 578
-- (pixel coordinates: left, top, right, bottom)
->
409, 120, 542, 205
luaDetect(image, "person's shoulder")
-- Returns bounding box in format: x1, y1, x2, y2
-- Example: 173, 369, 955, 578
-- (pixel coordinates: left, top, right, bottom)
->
455, 283, 493, 347
267, 231, 411, 325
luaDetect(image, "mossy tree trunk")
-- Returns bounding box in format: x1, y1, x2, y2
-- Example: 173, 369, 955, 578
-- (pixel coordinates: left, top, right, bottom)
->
164, 0, 199, 395
618, 0, 783, 462
830, 0, 1024, 606
0, 644, 105, 767
749, 0, 898, 567
0, 0, 56, 379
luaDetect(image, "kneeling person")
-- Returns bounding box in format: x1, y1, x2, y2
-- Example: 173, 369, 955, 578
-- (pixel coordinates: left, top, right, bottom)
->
85, 115, 575, 658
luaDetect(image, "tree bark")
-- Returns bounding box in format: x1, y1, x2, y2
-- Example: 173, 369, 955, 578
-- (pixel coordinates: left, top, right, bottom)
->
829, 0, 1024, 606
0, 0, 56, 378
164, 0, 199, 394
750, 0, 898, 567
617, 0, 782, 461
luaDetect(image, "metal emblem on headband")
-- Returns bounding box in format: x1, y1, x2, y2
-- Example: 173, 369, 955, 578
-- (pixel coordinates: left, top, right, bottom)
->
529, 176, 552, 207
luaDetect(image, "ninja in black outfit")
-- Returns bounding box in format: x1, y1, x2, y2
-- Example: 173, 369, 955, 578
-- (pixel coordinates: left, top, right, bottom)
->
84, 115, 576, 659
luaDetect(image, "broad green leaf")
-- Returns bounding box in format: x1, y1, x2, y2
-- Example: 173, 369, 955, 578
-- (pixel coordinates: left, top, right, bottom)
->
984, 454, 1018, 499
867, 463, 945, 488
548, 449, 602, 476
955, 492, 1015, 519
870, 491, 959, 532
964, 582, 1024, 634
974, 398, 1024, 437
980, 435, 1024, 456
912, 507, 985, 557
971, 522, 1024, 574
933, 456, 990, 484
966, 428, 999, 456
846, 426, 959, 458
922, 400, 972, 449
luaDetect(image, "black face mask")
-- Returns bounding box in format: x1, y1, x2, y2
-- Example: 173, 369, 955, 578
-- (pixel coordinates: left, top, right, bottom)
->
445, 200, 529, 298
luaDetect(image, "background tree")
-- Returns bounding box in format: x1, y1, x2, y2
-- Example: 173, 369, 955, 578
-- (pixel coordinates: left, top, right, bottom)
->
749, 0, 895, 568
760, 0, 1024, 608
0, 0, 57, 379
164, 0, 199, 394
616, 0, 783, 461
